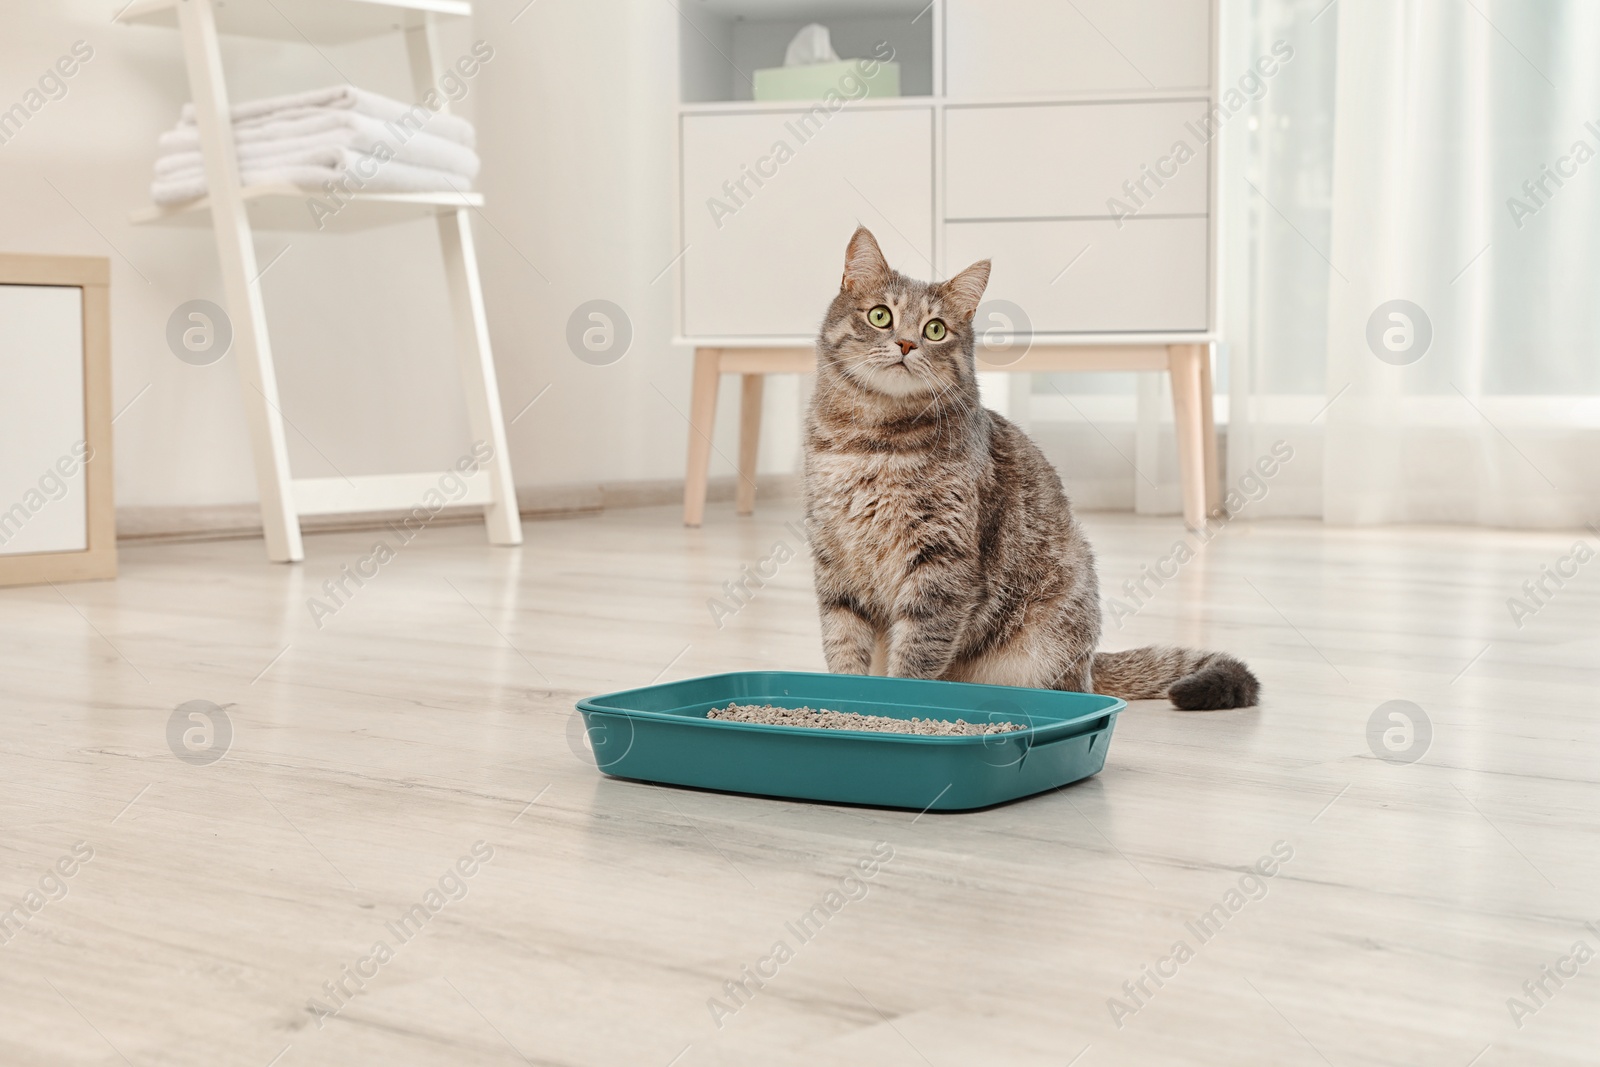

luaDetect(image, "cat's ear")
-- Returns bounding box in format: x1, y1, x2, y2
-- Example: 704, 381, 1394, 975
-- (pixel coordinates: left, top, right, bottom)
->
841, 226, 891, 293
941, 259, 990, 321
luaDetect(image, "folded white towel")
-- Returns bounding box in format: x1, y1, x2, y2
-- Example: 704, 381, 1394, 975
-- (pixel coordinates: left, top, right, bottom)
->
152, 84, 483, 207
154, 142, 479, 185
153, 122, 479, 182
150, 155, 471, 207
178, 85, 475, 149
156, 110, 480, 176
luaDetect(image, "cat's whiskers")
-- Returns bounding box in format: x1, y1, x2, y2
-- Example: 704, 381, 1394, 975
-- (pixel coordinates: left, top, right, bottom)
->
837, 342, 942, 401
909, 359, 970, 444
834, 349, 892, 387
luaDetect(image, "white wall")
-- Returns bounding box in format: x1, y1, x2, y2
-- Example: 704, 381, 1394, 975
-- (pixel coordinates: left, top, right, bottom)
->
474, 0, 802, 499
0, 0, 794, 520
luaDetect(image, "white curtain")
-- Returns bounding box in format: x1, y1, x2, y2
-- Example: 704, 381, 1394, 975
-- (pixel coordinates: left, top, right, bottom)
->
1222, 0, 1600, 528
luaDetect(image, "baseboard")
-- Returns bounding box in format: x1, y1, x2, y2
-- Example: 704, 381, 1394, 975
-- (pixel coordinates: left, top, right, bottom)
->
115, 473, 800, 545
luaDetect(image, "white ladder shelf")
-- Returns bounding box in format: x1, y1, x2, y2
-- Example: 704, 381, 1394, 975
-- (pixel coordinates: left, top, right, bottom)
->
120, 0, 521, 562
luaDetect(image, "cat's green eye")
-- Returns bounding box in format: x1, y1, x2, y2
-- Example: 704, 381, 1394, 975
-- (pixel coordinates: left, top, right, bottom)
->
867, 305, 893, 328
923, 318, 948, 341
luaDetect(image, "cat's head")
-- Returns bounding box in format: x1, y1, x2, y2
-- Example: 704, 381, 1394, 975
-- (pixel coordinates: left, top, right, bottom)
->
818, 227, 990, 400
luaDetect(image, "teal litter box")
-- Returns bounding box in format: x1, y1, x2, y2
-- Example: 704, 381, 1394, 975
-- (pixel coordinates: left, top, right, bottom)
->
574, 672, 1123, 812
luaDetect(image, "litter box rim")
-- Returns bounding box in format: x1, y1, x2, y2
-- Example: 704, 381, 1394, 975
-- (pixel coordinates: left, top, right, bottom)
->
576, 670, 1125, 747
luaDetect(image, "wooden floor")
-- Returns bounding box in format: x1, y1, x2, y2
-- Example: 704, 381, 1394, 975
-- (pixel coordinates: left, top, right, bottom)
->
2, 502, 1596, 1067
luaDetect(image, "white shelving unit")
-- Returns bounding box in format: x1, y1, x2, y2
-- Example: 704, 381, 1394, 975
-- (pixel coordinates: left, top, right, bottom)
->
129, 184, 484, 234
119, 0, 520, 563
120, 0, 471, 41
674, 0, 1224, 529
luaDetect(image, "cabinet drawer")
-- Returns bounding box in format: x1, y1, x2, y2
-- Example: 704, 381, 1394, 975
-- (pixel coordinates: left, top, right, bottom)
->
680, 107, 934, 339
945, 101, 1209, 220
945, 0, 1211, 97
944, 218, 1208, 333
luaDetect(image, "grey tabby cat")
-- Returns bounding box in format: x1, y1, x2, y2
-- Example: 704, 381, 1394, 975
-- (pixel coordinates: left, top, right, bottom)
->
802, 227, 1259, 710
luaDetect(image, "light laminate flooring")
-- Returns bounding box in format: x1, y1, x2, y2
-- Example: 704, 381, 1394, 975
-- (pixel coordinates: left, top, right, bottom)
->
1, 503, 1597, 1066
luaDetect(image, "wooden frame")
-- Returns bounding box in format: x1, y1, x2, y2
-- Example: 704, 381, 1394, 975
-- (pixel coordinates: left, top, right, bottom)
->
0, 253, 116, 587
682, 342, 1223, 530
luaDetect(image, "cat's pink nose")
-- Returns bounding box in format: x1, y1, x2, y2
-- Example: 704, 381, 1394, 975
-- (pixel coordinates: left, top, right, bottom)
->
895, 339, 917, 356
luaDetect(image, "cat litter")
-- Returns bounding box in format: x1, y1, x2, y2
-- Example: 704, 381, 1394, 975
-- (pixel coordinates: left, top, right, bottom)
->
707, 702, 1024, 736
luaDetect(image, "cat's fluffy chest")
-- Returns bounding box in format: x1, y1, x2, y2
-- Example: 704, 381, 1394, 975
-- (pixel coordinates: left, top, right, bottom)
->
806, 446, 978, 610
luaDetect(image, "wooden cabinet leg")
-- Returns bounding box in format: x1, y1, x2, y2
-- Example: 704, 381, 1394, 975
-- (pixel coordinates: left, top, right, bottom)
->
1197, 342, 1222, 518
1168, 343, 1209, 531
683, 348, 721, 527
736, 374, 764, 516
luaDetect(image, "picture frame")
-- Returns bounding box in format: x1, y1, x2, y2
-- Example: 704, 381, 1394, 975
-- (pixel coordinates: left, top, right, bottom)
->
0, 253, 116, 587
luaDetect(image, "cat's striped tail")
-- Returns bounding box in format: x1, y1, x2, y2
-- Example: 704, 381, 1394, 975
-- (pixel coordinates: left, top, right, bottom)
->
1091, 646, 1260, 710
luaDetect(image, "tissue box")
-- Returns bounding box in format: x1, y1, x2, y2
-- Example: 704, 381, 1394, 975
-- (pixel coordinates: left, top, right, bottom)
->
752, 60, 900, 102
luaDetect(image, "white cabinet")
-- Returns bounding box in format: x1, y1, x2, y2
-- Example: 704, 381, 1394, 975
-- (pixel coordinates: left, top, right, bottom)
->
674, 0, 1217, 342
942, 98, 1211, 331
673, 1, 1224, 528
944, 0, 1211, 97
680, 106, 934, 339
945, 218, 1208, 332
944, 101, 1210, 220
